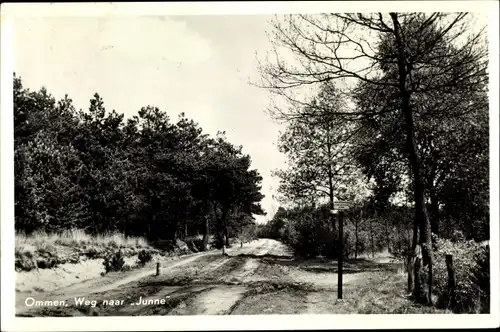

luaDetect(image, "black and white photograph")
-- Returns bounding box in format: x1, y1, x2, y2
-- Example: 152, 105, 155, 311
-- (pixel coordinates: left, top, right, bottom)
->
1, 1, 499, 331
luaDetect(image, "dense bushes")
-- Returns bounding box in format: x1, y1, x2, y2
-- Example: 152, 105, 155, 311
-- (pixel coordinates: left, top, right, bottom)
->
472, 244, 490, 313
256, 206, 336, 258
137, 249, 153, 266
103, 250, 125, 273
430, 237, 490, 313
284, 213, 337, 258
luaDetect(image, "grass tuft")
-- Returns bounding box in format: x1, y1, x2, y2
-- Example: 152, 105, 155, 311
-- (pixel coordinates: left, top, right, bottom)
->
16, 229, 149, 251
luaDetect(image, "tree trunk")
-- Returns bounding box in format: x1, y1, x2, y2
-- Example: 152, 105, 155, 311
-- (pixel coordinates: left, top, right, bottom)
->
391, 12, 433, 305
385, 219, 391, 253
407, 254, 414, 294
429, 190, 440, 237
219, 206, 230, 250
412, 215, 419, 251
396, 219, 401, 253
446, 254, 457, 310
201, 216, 209, 251
224, 222, 230, 247
413, 255, 423, 300
327, 133, 336, 234
369, 217, 375, 258
408, 218, 419, 293
329, 195, 336, 232
354, 218, 359, 259
217, 231, 224, 249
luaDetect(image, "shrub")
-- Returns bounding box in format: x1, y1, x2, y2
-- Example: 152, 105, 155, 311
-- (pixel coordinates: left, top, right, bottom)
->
283, 213, 338, 258
86, 246, 100, 259
103, 250, 125, 273
430, 237, 489, 313
137, 249, 153, 266
122, 264, 132, 272
471, 244, 490, 313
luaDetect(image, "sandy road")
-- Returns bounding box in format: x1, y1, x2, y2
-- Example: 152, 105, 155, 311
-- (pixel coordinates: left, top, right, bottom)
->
16, 239, 398, 316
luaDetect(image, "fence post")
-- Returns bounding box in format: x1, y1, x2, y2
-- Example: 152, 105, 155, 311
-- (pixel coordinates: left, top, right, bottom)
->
413, 256, 422, 300
156, 262, 161, 276
407, 254, 414, 293
446, 254, 456, 309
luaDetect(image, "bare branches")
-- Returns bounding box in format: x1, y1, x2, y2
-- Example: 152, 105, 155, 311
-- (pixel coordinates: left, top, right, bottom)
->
256, 13, 399, 109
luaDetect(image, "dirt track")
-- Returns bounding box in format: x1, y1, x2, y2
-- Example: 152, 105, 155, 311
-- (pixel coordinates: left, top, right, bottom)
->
16, 239, 400, 316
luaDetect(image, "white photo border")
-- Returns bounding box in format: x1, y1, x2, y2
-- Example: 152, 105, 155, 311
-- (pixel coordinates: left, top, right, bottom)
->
1, 1, 498, 330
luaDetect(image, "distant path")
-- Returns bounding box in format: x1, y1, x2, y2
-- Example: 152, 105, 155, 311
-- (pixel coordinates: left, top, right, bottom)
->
17, 239, 411, 316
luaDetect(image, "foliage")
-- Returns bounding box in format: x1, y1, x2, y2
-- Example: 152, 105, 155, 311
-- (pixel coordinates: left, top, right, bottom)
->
137, 249, 153, 266
238, 223, 258, 243
431, 237, 489, 313
285, 209, 337, 258
472, 244, 490, 313
274, 83, 361, 202
103, 250, 125, 273
258, 207, 287, 239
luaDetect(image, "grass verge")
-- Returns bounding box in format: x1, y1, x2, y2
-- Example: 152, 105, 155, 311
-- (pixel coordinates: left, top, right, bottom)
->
15, 229, 157, 272
328, 272, 450, 314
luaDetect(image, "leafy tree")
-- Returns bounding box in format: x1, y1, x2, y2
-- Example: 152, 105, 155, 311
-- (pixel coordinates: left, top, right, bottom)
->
273, 82, 371, 233
201, 133, 265, 248
14, 75, 85, 233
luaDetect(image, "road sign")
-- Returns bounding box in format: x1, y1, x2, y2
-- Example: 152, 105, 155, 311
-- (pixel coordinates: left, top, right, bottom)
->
334, 201, 353, 210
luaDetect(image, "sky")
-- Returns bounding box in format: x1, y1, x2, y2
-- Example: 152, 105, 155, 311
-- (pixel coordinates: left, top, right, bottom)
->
13, 15, 287, 223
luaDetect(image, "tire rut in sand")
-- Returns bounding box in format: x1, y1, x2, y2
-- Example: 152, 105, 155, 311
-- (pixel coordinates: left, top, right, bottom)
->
230, 287, 309, 315
113, 286, 183, 315
198, 257, 231, 274
221, 258, 261, 284
131, 286, 215, 316
168, 285, 249, 315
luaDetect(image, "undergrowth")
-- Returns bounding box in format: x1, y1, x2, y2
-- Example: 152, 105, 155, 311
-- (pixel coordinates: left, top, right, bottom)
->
429, 236, 490, 313
15, 229, 153, 271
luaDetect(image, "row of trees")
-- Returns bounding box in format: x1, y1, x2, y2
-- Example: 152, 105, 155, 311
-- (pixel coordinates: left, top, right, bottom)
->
14, 75, 265, 249
258, 13, 489, 305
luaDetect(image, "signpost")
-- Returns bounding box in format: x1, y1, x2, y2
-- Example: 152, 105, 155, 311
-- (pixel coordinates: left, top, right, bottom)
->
331, 200, 353, 300
333, 200, 352, 211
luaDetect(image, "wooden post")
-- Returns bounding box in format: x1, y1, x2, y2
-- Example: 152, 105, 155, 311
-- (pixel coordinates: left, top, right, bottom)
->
407, 254, 414, 293
413, 257, 422, 300
338, 210, 344, 300
446, 254, 456, 309
156, 262, 160, 276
